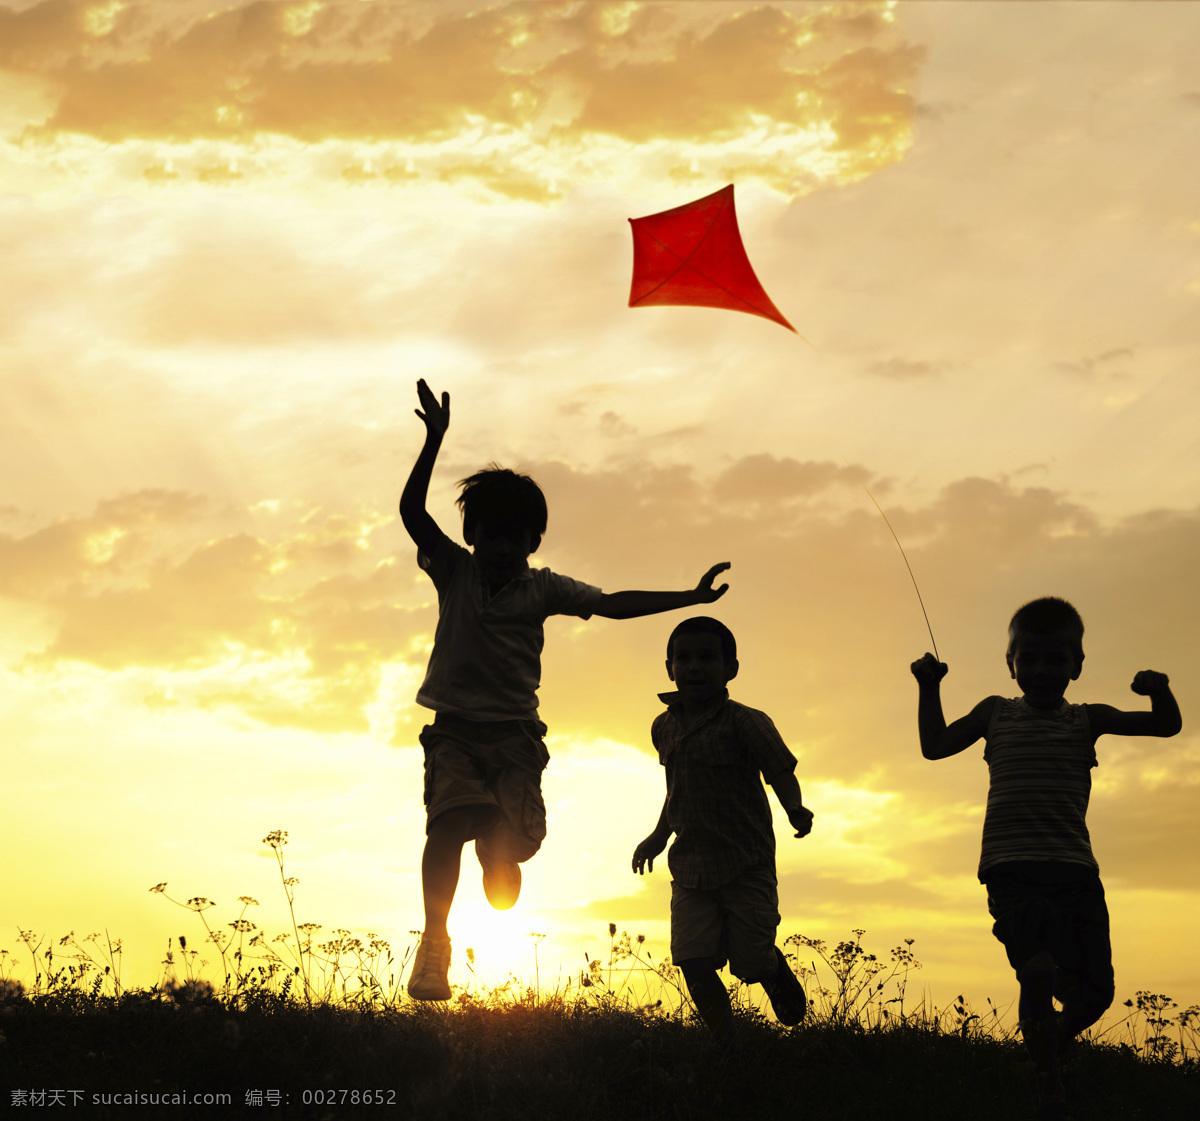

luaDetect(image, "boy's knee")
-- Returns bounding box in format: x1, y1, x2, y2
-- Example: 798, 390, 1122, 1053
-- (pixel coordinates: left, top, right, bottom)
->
1016, 948, 1056, 986
428, 805, 495, 844
677, 957, 719, 986
477, 821, 541, 865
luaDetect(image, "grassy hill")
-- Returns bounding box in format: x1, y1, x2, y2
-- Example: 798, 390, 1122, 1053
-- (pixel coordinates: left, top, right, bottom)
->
5, 987, 1198, 1120
5, 836, 1196, 1118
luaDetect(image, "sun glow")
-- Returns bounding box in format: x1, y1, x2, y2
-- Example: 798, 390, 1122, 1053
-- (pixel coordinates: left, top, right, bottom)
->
449, 897, 554, 990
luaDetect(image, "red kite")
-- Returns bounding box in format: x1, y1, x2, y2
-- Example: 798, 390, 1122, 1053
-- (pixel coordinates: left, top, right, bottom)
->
628, 184, 797, 334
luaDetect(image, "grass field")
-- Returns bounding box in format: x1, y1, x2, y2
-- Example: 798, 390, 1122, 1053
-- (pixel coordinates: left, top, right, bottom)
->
4, 832, 1198, 1119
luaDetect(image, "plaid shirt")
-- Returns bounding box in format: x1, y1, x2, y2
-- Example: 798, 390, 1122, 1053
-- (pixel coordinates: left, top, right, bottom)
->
653, 690, 797, 890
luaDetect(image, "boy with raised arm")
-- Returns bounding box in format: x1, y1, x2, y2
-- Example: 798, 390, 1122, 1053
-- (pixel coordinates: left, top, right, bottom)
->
633, 617, 813, 1050
400, 379, 732, 1001
911, 596, 1181, 1113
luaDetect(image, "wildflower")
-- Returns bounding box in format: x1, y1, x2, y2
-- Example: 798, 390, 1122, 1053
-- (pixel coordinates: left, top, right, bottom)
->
186, 897, 214, 911
228, 920, 256, 933
237, 897, 259, 906
149, 883, 168, 894
179, 936, 187, 950
637, 934, 646, 944
609, 923, 617, 937
263, 830, 288, 849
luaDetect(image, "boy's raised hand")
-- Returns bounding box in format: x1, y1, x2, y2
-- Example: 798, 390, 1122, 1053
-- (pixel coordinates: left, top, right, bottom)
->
911, 652, 948, 685
632, 833, 667, 875
694, 561, 732, 603
1131, 670, 1170, 695
415, 378, 450, 440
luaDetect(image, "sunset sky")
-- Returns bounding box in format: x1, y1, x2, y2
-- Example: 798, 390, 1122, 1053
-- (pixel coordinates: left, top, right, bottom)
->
2, 0, 1198, 1019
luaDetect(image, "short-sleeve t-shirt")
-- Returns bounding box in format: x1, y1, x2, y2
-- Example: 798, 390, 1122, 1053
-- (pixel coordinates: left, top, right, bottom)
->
653, 691, 797, 890
415, 533, 602, 722
979, 696, 1098, 881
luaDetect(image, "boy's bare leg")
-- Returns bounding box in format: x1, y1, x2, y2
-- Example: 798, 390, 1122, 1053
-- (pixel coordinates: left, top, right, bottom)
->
1016, 950, 1066, 1114
1016, 948, 1056, 1027
679, 958, 735, 1048
422, 806, 493, 937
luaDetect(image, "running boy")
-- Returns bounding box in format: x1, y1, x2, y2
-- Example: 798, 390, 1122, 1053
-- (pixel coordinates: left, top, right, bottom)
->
632, 616, 813, 1048
401, 380, 732, 1001
912, 596, 1181, 1109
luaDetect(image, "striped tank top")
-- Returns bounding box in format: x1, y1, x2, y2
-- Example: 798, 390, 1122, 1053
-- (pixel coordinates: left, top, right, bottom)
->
978, 696, 1097, 881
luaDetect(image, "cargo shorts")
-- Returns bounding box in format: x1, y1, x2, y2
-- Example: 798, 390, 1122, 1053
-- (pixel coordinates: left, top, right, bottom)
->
419, 712, 550, 864
670, 862, 780, 982
984, 860, 1114, 1015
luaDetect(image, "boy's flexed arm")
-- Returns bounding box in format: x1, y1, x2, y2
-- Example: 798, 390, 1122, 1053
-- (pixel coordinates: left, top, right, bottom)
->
767, 769, 814, 838
595, 562, 731, 620
399, 379, 450, 556
911, 653, 996, 760
632, 796, 672, 874
1088, 671, 1182, 739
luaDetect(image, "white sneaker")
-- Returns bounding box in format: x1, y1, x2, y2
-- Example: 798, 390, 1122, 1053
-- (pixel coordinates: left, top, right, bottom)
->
407, 934, 452, 1001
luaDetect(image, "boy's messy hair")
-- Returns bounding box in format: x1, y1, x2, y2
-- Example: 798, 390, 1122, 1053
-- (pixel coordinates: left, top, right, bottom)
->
1007, 596, 1085, 663
666, 616, 737, 665
456, 465, 548, 544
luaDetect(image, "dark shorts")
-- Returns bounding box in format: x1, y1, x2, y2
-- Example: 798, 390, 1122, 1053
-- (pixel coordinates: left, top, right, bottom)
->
984, 861, 1114, 1014
670, 863, 780, 982
419, 713, 549, 864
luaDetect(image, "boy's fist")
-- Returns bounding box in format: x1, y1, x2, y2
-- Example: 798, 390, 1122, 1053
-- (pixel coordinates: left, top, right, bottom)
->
1131, 670, 1170, 695
415, 379, 450, 438
911, 652, 948, 685
788, 804, 814, 839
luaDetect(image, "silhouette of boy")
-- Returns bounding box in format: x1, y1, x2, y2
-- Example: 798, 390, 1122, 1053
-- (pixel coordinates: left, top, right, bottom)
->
912, 596, 1181, 1113
633, 617, 813, 1048
401, 380, 732, 1001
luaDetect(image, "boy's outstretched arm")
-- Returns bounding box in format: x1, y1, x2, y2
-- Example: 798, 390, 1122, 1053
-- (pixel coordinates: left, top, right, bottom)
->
1088, 671, 1182, 739
911, 653, 995, 760
399, 379, 450, 557
632, 797, 672, 874
767, 769, 814, 838
595, 562, 731, 620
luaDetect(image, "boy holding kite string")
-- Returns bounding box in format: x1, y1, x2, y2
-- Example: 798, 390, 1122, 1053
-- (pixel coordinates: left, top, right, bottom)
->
911, 597, 1180, 1111
400, 379, 732, 1001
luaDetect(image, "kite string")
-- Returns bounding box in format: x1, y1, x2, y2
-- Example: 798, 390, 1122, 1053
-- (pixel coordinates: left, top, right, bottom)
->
848, 462, 940, 662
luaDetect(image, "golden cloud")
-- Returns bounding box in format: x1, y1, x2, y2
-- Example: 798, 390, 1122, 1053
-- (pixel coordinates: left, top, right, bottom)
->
0, 491, 431, 734
4, 469, 1196, 793
0, 0, 924, 197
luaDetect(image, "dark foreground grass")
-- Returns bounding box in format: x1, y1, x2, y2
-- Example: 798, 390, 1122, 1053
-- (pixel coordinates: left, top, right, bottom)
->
8, 836, 1197, 1118
6, 993, 1198, 1121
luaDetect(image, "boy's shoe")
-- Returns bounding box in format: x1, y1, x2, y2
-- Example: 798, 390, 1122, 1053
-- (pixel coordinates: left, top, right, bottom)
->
480, 858, 522, 910
1034, 1068, 1068, 1121
407, 934, 452, 1001
761, 946, 807, 1026
1021, 1015, 1068, 1120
